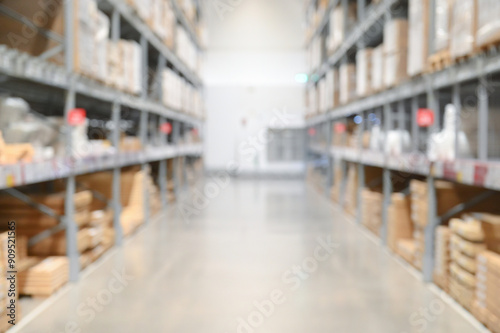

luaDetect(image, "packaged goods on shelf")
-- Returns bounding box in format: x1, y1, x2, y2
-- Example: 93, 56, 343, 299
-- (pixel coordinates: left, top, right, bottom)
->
318, 79, 327, 113
327, 3, 357, 54
384, 52, 408, 88
339, 63, 356, 105
362, 188, 383, 236
151, 0, 175, 47
127, 0, 152, 24
427, 105, 472, 161
387, 193, 413, 252
330, 165, 342, 203
371, 45, 384, 92
476, 0, 500, 48
176, 26, 198, 72
369, 125, 385, 151
310, 37, 322, 72
106, 39, 142, 94
120, 136, 142, 152
162, 68, 183, 110
326, 68, 339, 110
450, 0, 477, 60
384, 130, 411, 155
408, 0, 429, 76
356, 49, 373, 97
474, 251, 500, 330
434, 0, 452, 53
0, 0, 65, 63
18, 257, 69, 297
178, 0, 197, 24
307, 85, 318, 116
344, 164, 358, 217
396, 239, 417, 266
434, 226, 451, 292
384, 19, 409, 55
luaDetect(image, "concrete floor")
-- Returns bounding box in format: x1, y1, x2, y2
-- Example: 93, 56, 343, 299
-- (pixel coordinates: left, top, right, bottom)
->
16, 180, 484, 333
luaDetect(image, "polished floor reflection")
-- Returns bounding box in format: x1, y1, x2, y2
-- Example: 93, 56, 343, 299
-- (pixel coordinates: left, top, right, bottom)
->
17, 180, 483, 332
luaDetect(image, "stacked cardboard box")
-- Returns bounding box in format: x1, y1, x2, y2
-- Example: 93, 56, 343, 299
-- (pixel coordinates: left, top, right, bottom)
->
107, 40, 142, 95
344, 164, 358, 216
387, 193, 413, 252
361, 188, 383, 236
396, 239, 418, 265
384, 19, 408, 87
371, 45, 384, 93
450, 0, 477, 60
326, 68, 340, 110
434, 226, 451, 292
476, 0, 500, 49
18, 257, 69, 297
407, 0, 429, 76
474, 251, 500, 332
339, 63, 356, 105
356, 49, 373, 97
327, 3, 357, 54
434, 0, 452, 54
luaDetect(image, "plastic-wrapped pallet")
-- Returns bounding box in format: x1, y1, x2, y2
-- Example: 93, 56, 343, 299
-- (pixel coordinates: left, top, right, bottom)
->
434, 0, 452, 53
327, 3, 357, 54
356, 49, 373, 97
371, 45, 384, 92
407, 0, 429, 76
476, 0, 500, 48
339, 63, 356, 105
326, 68, 339, 110
450, 0, 477, 60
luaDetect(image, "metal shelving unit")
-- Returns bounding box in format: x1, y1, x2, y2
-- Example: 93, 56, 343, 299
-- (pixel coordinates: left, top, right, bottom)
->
306, 0, 500, 288
0, 0, 205, 283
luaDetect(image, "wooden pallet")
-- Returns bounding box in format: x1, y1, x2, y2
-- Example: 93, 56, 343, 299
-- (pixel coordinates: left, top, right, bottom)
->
427, 50, 452, 73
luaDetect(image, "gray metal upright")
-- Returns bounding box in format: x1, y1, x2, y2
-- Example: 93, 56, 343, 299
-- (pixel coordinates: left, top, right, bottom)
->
411, 96, 419, 152
325, 120, 333, 196
356, 112, 365, 225
452, 84, 461, 158
172, 120, 181, 196
111, 102, 123, 246
140, 36, 151, 223
381, 104, 393, 244
423, 175, 438, 282
478, 78, 489, 161
64, 0, 80, 282
111, 9, 123, 246
158, 117, 168, 207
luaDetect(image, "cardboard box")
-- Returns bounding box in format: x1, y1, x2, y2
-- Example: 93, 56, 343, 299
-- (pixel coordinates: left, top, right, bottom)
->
450, 0, 477, 59
387, 193, 413, 252
408, 0, 429, 76
326, 68, 339, 109
339, 63, 356, 105
476, 0, 500, 48
371, 45, 384, 92
356, 48, 373, 97
384, 52, 408, 88
384, 19, 408, 55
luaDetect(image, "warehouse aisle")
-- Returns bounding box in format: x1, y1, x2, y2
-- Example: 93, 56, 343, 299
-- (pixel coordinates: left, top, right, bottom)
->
18, 180, 481, 333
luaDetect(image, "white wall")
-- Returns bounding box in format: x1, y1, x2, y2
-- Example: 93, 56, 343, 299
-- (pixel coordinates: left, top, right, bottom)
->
203, 0, 307, 175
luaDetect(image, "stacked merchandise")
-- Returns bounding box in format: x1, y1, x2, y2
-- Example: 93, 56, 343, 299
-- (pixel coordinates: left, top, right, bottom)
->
396, 240, 418, 266
476, 0, 500, 49
371, 45, 384, 93
177, 0, 197, 24
176, 26, 199, 73
361, 188, 383, 236
107, 40, 142, 95
384, 19, 408, 87
167, 158, 177, 202
344, 164, 358, 217
407, 0, 429, 76
330, 164, 342, 203
326, 68, 340, 111
307, 85, 318, 117
448, 215, 500, 311
162, 68, 185, 111
449, 0, 477, 60
474, 251, 500, 332
339, 63, 356, 105
433, 226, 451, 292
18, 257, 70, 297
326, 3, 357, 54
356, 49, 373, 98
309, 37, 322, 72
431, 0, 452, 60
387, 193, 413, 252
318, 79, 327, 114
79, 167, 161, 237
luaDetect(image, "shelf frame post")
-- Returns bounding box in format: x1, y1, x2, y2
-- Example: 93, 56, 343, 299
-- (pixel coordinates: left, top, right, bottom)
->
159, 116, 168, 207
478, 77, 489, 161
423, 175, 438, 282
111, 102, 123, 246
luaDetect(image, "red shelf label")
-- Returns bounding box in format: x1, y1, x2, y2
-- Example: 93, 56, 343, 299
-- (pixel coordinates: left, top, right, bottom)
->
68, 108, 86, 126
474, 164, 488, 186
160, 122, 172, 134
417, 109, 434, 127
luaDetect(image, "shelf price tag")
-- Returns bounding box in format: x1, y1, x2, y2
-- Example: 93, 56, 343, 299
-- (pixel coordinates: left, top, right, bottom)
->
417, 109, 434, 127
68, 108, 87, 126
474, 164, 488, 186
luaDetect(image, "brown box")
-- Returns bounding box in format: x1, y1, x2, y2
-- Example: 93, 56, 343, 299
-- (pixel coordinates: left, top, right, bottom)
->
339, 63, 356, 105
384, 19, 408, 55
387, 193, 413, 252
